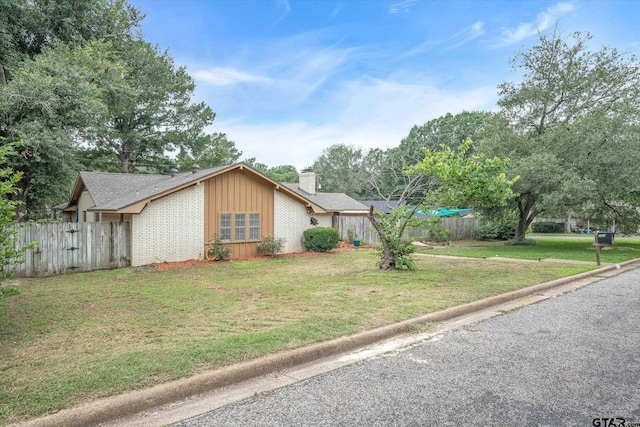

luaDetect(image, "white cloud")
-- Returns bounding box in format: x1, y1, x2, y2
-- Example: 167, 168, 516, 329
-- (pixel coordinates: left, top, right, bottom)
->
389, 0, 418, 14
445, 21, 485, 50
500, 2, 575, 45
192, 67, 269, 86
403, 21, 485, 58
271, 0, 292, 27
212, 78, 497, 170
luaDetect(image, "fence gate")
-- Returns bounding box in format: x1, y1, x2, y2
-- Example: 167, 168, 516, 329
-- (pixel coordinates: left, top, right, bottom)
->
64, 225, 80, 272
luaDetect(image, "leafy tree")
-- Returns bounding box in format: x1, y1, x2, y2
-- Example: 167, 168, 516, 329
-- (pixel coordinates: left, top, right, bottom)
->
482, 31, 640, 238
311, 144, 367, 198
0, 0, 141, 86
176, 133, 241, 171
370, 112, 492, 205
82, 38, 221, 173
0, 42, 116, 218
367, 204, 422, 270
263, 165, 299, 183
243, 160, 299, 183
0, 143, 34, 282
397, 111, 491, 162
0, 0, 142, 218
369, 139, 514, 270
409, 139, 517, 211
364, 147, 436, 206
1, 0, 240, 219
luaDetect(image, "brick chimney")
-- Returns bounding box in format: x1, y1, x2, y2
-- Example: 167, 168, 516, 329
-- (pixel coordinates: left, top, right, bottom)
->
299, 172, 317, 195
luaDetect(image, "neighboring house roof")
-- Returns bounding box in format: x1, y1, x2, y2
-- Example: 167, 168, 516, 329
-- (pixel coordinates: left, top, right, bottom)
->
60, 163, 329, 215
360, 200, 407, 214
360, 200, 472, 217
282, 183, 368, 213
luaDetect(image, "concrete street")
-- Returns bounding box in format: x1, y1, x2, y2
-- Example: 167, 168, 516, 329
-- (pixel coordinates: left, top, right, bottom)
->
173, 268, 640, 427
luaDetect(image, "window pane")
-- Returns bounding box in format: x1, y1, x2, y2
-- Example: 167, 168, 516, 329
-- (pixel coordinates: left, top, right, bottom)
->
220, 214, 232, 241
235, 213, 246, 241
249, 213, 260, 240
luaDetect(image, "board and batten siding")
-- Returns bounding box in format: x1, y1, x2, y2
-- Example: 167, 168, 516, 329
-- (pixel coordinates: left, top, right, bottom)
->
274, 191, 332, 253
204, 168, 274, 259
131, 184, 204, 266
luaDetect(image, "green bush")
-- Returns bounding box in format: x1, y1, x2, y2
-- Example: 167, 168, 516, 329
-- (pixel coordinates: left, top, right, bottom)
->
0, 286, 19, 299
206, 235, 231, 261
424, 218, 451, 243
392, 241, 417, 270
256, 236, 284, 257
531, 221, 564, 233
302, 227, 339, 252
474, 210, 517, 240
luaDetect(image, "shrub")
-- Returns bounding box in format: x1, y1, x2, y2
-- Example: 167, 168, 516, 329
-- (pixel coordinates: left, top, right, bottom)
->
0, 286, 19, 299
392, 241, 417, 270
531, 221, 564, 233
302, 227, 339, 252
256, 236, 284, 257
347, 229, 359, 243
424, 218, 451, 243
474, 210, 517, 240
206, 235, 231, 261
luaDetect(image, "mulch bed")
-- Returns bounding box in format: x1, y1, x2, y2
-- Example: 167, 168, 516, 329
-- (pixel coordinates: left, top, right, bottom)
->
154, 244, 363, 271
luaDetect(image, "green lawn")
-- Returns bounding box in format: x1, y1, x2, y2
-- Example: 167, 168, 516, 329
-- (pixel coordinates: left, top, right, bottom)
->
0, 249, 605, 424
418, 236, 640, 263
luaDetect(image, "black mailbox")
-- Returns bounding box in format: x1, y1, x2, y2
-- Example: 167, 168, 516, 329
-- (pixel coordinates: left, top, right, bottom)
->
595, 232, 615, 245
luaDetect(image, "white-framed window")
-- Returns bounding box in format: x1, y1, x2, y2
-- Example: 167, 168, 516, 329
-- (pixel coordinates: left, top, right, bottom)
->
249, 213, 260, 241
220, 213, 261, 242
94, 212, 100, 222
235, 213, 246, 242
220, 213, 232, 241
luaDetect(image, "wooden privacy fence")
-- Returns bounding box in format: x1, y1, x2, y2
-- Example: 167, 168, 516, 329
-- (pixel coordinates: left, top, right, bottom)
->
8, 222, 131, 278
335, 215, 475, 245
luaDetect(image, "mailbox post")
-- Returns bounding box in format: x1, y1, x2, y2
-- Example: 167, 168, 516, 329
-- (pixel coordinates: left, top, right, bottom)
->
593, 232, 614, 265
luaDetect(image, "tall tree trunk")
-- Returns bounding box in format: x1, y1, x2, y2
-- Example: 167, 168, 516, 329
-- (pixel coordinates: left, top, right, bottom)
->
515, 193, 539, 239
564, 209, 573, 233
368, 206, 395, 270
119, 150, 133, 173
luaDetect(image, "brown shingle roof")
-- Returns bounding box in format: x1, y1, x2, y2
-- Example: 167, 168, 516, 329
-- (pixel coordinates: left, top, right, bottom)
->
66, 164, 363, 214
281, 183, 368, 212
79, 166, 228, 211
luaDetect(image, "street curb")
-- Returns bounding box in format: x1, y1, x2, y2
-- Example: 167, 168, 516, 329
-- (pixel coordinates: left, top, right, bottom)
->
13, 258, 640, 427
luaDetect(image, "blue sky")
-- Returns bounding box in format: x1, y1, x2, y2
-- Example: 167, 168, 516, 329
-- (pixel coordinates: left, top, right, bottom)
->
129, 0, 639, 170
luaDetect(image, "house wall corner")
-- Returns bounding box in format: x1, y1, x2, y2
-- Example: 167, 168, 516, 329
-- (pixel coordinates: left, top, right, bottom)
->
274, 191, 332, 253
131, 184, 204, 266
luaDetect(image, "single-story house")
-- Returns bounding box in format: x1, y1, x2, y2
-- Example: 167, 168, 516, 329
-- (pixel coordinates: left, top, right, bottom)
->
55, 164, 368, 266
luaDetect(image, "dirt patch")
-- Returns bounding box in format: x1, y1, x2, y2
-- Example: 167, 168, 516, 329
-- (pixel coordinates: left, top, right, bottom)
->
154, 245, 360, 271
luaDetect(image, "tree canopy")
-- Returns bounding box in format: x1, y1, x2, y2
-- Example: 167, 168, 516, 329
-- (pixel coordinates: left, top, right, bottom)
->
368, 139, 514, 270
481, 31, 640, 238
0, 0, 242, 219
310, 144, 368, 198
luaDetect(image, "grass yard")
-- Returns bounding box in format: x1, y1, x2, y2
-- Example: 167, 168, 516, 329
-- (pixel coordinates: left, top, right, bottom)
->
0, 249, 600, 424
418, 236, 640, 263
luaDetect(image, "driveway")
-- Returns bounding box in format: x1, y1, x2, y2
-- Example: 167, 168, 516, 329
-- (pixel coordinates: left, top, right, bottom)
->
173, 268, 640, 427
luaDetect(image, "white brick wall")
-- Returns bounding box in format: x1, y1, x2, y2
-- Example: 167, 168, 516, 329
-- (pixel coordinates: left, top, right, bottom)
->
274, 191, 333, 253
131, 184, 204, 266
